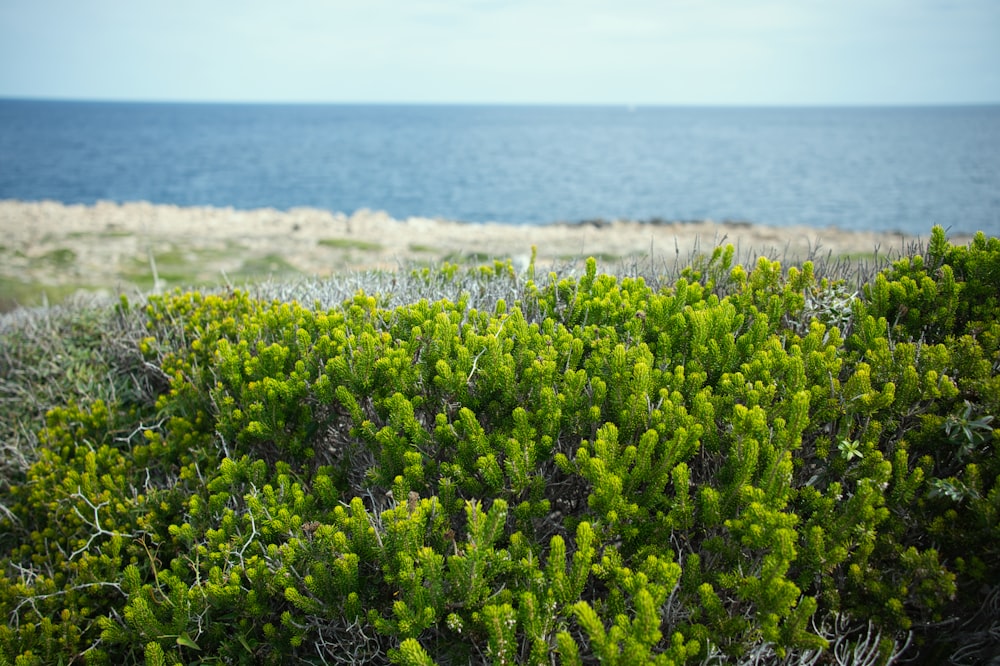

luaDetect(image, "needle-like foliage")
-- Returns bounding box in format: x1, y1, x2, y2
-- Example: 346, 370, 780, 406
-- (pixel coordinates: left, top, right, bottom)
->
0, 227, 997, 665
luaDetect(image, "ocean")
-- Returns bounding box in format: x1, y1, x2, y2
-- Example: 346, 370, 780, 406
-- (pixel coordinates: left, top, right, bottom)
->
1, 100, 998, 236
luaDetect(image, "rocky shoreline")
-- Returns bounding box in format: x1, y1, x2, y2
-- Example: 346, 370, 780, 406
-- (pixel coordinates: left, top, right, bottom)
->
0, 199, 979, 310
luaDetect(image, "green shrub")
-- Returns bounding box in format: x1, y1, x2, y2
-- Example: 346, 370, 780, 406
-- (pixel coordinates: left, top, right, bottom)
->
1, 226, 997, 664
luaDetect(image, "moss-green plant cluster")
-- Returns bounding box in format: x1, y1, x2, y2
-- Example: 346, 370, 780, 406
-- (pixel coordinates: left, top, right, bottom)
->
319, 238, 385, 252
1, 227, 998, 665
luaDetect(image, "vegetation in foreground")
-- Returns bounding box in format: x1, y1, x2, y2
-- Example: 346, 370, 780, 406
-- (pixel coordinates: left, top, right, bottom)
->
0, 227, 998, 665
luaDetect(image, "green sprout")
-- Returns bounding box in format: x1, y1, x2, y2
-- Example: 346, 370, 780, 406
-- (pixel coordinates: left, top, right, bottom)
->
944, 400, 995, 459
837, 438, 863, 461
927, 477, 977, 503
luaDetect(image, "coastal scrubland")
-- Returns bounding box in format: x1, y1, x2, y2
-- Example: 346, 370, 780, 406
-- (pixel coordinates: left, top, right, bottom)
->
0, 226, 998, 664
1, 200, 971, 313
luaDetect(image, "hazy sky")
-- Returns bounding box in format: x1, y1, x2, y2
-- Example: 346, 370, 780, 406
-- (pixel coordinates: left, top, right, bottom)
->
1, 0, 998, 105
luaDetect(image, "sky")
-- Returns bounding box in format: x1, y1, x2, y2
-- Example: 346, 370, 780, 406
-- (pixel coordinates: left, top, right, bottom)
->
1, 0, 998, 106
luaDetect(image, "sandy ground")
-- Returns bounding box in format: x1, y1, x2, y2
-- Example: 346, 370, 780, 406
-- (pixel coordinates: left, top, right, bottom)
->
0, 199, 980, 306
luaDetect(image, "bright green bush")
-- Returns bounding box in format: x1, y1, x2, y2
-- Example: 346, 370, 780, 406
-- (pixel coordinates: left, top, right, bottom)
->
0, 228, 997, 664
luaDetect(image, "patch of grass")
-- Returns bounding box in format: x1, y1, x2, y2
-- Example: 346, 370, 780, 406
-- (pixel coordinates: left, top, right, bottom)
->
121, 259, 198, 290
408, 243, 437, 253
123, 271, 203, 292
0, 276, 40, 312
39, 248, 78, 268
442, 251, 493, 264
233, 254, 301, 280
149, 248, 191, 266
125, 246, 218, 270
65, 230, 134, 240
116, 244, 308, 293
558, 252, 622, 263
119, 246, 238, 290
318, 238, 384, 252
0, 276, 93, 312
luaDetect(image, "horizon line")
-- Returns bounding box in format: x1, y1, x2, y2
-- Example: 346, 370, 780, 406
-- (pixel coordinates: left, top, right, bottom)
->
2, 95, 1000, 109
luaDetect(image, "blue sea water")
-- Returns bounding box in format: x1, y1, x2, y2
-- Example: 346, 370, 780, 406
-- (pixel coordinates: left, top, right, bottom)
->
0, 99, 998, 235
